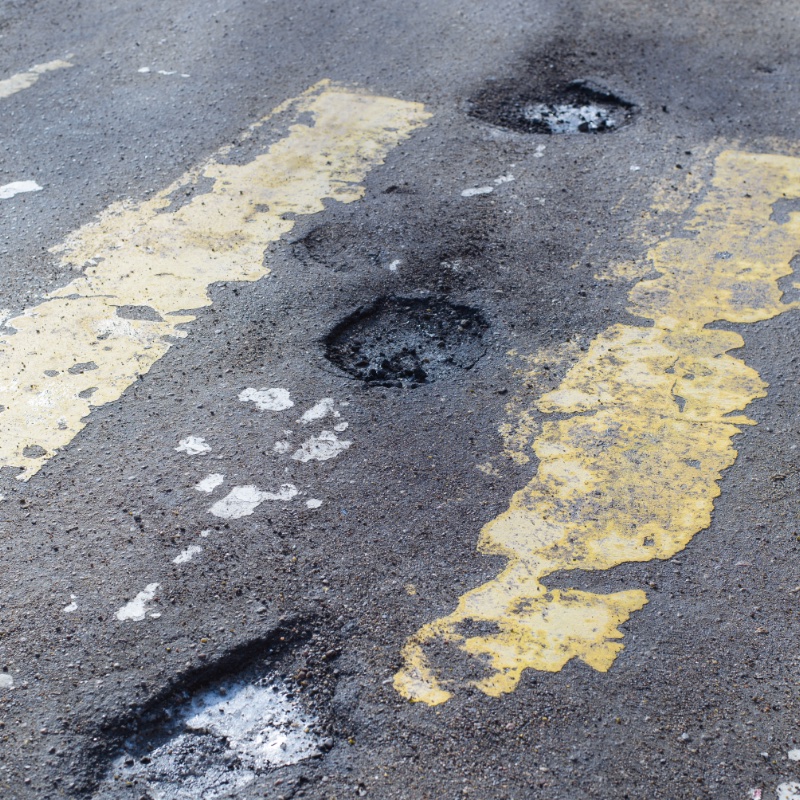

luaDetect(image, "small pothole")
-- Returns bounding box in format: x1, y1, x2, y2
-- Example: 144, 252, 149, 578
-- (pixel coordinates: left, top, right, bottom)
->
470, 79, 636, 134
325, 297, 488, 387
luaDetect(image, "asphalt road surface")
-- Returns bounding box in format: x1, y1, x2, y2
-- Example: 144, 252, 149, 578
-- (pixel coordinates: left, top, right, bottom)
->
2, 1, 800, 798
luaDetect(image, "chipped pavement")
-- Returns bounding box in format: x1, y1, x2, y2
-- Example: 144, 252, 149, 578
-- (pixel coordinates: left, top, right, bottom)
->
2, 0, 800, 799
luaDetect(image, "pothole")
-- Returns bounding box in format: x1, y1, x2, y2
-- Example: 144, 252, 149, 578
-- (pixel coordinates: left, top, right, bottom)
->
470, 79, 636, 134
96, 675, 326, 800
325, 296, 488, 387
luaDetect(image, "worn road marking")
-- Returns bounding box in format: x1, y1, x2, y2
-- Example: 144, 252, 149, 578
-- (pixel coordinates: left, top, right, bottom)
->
0, 181, 42, 199
0, 59, 72, 99
395, 150, 800, 705
0, 82, 429, 479
209, 484, 299, 519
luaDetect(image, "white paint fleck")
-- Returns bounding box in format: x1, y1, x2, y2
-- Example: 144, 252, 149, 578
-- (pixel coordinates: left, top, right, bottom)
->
292, 431, 352, 462
333, 421, 349, 432
195, 473, 224, 493
209, 484, 298, 519
789, 749, 800, 762
388, 259, 401, 272
273, 440, 291, 453
630, 164, 641, 171
306, 499, 323, 509
0, 181, 42, 200
200, 529, 212, 537
115, 583, 159, 622
139, 67, 189, 77
778, 784, 800, 800
176, 436, 211, 455
239, 387, 293, 411
63, 594, 77, 613
173, 545, 203, 564
534, 144, 546, 158
103, 679, 321, 800
748, 790, 762, 800
461, 186, 493, 197
299, 397, 336, 423
494, 173, 514, 185
0, 674, 13, 690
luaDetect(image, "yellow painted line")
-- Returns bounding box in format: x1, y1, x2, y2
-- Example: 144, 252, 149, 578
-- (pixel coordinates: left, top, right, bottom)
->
0, 81, 430, 479
0, 59, 73, 100
395, 149, 800, 705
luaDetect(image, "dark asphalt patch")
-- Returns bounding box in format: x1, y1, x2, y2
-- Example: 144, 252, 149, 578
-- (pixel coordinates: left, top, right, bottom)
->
324, 296, 488, 387
470, 78, 636, 134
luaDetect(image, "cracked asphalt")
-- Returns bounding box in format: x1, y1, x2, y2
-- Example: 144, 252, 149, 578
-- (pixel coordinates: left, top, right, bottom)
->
2, 1, 800, 798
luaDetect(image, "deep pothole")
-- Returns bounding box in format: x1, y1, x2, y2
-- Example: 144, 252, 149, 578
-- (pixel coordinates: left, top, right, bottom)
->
325, 296, 488, 387
95, 630, 339, 800
470, 79, 636, 134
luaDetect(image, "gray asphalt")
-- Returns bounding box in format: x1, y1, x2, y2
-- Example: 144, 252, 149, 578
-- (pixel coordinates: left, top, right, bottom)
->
2, 0, 800, 798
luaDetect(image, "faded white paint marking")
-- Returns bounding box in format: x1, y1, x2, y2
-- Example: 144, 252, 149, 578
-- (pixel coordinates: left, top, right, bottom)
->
195, 473, 224, 493
0, 181, 42, 200
789, 749, 800, 762
239, 387, 293, 411
748, 789, 762, 800
461, 186, 493, 197
0, 674, 13, 690
63, 594, 77, 613
115, 583, 159, 621
534, 144, 546, 158
306, 499, 323, 509
209, 484, 298, 519
200, 529, 212, 537
138, 67, 190, 77
176, 436, 211, 455
388, 259, 401, 272
292, 431, 352, 462
173, 545, 203, 564
299, 397, 337, 423
333, 421, 349, 432
0, 59, 72, 100
494, 173, 514, 185
273, 440, 291, 453
778, 784, 800, 800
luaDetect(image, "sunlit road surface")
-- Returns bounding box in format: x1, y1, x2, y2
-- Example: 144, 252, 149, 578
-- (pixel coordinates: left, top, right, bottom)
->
1, 1, 800, 798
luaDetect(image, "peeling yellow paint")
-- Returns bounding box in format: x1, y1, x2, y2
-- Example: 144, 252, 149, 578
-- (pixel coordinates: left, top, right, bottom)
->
0, 82, 430, 478
497, 341, 585, 466
395, 150, 800, 705
0, 59, 73, 100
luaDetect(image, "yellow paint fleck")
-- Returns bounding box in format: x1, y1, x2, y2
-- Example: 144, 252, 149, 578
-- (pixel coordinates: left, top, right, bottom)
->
0, 59, 73, 99
0, 82, 430, 479
395, 150, 800, 705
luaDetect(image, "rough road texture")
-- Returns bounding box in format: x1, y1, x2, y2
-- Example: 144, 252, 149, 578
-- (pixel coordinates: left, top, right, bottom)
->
1, 1, 800, 799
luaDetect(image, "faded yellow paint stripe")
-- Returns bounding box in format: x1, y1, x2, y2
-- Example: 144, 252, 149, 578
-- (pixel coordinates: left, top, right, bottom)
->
395, 150, 800, 705
0, 81, 430, 479
0, 59, 72, 99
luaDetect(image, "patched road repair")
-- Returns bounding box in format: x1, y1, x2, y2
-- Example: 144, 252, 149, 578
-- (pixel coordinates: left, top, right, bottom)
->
1, 1, 800, 798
